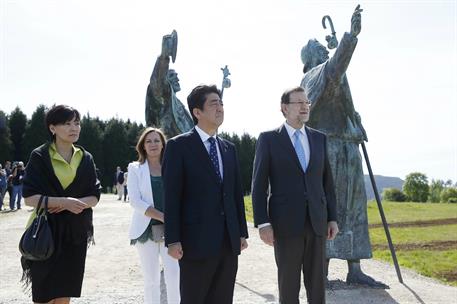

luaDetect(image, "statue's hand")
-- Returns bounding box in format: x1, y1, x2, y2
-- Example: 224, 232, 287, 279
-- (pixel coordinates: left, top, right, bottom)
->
350, 4, 363, 37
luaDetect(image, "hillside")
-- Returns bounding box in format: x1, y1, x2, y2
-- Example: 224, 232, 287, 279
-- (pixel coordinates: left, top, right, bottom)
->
364, 175, 404, 200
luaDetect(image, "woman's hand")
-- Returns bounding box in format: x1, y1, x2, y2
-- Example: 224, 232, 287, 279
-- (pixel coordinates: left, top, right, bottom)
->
145, 207, 164, 222
62, 197, 88, 214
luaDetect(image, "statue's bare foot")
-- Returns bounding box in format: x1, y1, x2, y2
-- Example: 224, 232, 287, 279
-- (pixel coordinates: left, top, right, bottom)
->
346, 270, 389, 289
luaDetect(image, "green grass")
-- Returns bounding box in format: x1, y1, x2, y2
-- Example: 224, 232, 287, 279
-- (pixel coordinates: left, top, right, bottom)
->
374, 250, 457, 286
244, 196, 253, 222
367, 201, 457, 286
367, 201, 457, 224
245, 197, 457, 286
370, 224, 457, 244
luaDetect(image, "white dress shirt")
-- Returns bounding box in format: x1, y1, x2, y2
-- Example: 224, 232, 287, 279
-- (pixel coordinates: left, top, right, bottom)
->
195, 125, 224, 179
283, 121, 311, 170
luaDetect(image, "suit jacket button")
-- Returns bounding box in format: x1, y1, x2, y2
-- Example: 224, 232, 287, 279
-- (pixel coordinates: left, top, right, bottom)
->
220, 211, 225, 215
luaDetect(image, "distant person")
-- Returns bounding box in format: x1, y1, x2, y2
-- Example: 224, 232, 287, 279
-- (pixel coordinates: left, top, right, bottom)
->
4, 161, 13, 203
123, 170, 128, 202
114, 166, 125, 200
127, 127, 180, 304
0, 164, 7, 211
10, 161, 25, 210
22, 104, 101, 304
163, 84, 248, 303
251, 87, 338, 304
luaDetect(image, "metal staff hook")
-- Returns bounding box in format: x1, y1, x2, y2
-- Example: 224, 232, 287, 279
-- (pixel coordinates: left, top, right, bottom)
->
322, 15, 338, 49
220, 65, 231, 99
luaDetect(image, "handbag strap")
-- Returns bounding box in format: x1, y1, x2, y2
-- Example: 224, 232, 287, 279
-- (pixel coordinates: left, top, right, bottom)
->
36, 195, 49, 216
43, 196, 49, 213
36, 195, 45, 211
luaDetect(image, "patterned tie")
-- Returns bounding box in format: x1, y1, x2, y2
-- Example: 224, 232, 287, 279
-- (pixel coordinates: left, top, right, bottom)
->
208, 137, 222, 183
293, 130, 307, 172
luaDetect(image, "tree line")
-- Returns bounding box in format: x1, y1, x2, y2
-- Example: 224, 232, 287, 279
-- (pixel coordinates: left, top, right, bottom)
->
2, 105, 455, 201
382, 172, 457, 203
0, 105, 256, 194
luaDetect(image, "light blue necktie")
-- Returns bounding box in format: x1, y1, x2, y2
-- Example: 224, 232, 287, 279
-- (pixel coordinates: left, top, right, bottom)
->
293, 130, 307, 172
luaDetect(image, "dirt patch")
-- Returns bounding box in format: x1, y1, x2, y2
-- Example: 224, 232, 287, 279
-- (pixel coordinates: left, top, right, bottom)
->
369, 218, 457, 229
438, 270, 457, 283
372, 240, 457, 251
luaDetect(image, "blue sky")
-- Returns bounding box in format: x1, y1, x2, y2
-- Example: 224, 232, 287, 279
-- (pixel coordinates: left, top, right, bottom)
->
1, 0, 456, 182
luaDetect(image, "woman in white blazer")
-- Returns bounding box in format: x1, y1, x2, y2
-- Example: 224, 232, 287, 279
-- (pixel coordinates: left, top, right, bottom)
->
127, 127, 180, 304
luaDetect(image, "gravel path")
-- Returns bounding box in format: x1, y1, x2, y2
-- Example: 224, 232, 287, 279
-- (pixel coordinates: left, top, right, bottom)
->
1, 195, 456, 303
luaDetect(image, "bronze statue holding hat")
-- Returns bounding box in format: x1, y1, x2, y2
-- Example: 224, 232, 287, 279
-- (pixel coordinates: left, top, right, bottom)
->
145, 30, 193, 138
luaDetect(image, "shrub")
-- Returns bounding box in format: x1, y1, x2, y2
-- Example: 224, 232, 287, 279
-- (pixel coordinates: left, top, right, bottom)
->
441, 188, 457, 203
403, 172, 429, 202
382, 188, 407, 202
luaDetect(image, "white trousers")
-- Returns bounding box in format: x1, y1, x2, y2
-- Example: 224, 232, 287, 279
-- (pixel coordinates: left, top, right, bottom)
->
135, 240, 180, 304
116, 183, 124, 199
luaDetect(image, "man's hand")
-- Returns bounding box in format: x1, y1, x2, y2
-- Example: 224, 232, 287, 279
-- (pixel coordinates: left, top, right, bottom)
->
350, 4, 363, 37
168, 242, 184, 260
327, 221, 339, 240
63, 198, 88, 214
240, 237, 248, 251
259, 225, 274, 246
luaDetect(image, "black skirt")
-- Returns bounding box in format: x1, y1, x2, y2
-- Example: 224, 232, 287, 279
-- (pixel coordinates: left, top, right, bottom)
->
30, 241, 88, 303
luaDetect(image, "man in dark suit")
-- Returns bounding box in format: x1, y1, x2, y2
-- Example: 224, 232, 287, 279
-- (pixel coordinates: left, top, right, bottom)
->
163, 84, 248, 304
252, 86, 339, 304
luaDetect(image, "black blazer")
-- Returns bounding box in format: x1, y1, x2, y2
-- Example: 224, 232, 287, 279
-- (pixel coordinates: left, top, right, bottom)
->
163, 128, 248, 259
251, 125, 337, 237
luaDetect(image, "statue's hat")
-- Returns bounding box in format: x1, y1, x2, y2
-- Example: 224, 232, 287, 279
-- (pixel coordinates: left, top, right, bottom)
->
171, 30, 178, 63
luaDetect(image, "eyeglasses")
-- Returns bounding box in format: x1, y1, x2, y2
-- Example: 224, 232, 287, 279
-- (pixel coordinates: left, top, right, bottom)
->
288, 101, 311, 106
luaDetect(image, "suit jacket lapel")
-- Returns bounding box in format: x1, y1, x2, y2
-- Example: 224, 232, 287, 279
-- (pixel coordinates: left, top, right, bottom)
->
217, 137, 229, 183
140, 161, 154, 206
277, 125, 304, 174
187, 128, 221, 185
304, 126, 314, 172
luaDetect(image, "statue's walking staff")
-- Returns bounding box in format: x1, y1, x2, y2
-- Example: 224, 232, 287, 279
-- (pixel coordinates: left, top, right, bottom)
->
361, 142, 403, 283
322, 15, 339, 49
220, 65, 231, 99
321, 13, 403, 283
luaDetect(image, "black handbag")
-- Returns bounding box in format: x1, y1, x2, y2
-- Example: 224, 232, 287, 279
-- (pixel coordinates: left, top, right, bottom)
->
19, 196, 55, 261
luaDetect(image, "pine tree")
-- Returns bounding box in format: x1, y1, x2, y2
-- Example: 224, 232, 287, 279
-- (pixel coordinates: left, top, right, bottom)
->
0, 111, 13, 163
8, 107, 27, 161
101, 118, 130, 190
78, 114, 104, 173
23, 105, 49, 160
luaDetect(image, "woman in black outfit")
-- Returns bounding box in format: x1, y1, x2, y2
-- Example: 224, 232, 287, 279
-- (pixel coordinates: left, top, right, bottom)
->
22, 105, 101, 304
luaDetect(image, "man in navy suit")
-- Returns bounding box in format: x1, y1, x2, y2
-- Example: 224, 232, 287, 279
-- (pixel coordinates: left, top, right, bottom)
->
252, 86, 339, 304
163, 84, 248, 304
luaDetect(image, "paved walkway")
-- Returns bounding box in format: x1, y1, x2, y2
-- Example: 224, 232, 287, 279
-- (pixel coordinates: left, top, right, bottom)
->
1, 195, 456, 303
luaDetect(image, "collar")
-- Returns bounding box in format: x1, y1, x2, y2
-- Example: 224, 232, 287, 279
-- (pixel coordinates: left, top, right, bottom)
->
49, 142, 82, 163
195, 125, 217, 143
284, 121, 306, 138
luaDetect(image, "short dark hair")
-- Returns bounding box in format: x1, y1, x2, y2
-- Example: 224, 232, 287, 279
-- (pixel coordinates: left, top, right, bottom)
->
45, 105, 80, 140
281, 86, 305, 105
187, 85, 221, 125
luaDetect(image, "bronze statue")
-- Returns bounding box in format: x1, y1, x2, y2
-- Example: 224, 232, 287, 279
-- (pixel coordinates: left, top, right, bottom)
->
300, 5, 386, 288
145, 30, 193, 138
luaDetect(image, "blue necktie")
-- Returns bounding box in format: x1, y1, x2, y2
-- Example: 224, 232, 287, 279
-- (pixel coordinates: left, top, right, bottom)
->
293, 130, 307, 172
208, 137, 222, 183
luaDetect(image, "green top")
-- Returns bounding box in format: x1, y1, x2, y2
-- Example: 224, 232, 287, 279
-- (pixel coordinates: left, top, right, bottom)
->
130, 175, 164, 244
49, 142, 83, 189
